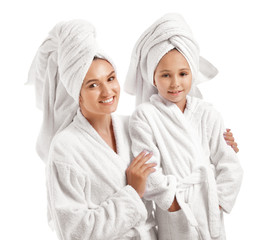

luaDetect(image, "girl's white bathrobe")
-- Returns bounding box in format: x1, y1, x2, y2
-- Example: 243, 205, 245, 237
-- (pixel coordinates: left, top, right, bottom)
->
129, 94, 243, 240
46, 109, 156, 240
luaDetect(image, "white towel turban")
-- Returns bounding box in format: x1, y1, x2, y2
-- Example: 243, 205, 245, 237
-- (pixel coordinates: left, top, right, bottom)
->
124, 13, 218, 106
27, 20, 115, 162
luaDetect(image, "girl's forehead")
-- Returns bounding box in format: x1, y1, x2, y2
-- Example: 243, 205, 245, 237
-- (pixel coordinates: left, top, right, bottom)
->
157, 50, 190, 69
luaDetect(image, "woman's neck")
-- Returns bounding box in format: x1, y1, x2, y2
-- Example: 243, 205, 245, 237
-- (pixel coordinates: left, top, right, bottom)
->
87, 113, 112, 135
81, 110, 117, 153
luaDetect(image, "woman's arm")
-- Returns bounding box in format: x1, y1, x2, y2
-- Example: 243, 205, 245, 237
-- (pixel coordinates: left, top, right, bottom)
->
47, 153, 149, 240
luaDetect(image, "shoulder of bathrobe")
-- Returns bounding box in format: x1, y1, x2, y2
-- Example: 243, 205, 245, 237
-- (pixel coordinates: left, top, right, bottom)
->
48, 123, 83, 163
188, 96, 223, 125
130, 101, 157, 121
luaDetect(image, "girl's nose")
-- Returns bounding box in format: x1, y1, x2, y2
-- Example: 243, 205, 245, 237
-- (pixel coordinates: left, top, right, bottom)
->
170, 76, 179, 88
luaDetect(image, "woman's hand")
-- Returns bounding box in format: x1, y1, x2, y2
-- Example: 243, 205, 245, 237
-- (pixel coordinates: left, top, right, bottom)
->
126, 150, 157, 198
224, 129, 239, 153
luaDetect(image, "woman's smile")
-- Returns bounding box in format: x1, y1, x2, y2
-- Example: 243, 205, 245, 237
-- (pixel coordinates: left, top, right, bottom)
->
99, 96, 115, 104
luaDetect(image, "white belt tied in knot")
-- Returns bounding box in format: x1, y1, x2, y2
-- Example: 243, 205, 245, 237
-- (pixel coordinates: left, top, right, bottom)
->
176, 165, 221, 239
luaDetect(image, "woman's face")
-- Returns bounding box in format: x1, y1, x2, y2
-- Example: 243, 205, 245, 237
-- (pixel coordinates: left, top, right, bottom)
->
79, 59, 120, 117
154, 49, 192, 110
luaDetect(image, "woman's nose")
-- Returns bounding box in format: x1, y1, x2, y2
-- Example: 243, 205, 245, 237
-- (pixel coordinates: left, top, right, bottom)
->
101, 83, 113, 97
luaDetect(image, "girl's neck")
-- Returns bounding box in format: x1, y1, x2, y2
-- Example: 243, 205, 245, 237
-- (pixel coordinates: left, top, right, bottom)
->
176, 98, 187, 113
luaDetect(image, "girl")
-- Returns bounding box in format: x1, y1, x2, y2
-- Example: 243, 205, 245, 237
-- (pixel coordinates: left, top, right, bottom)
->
125, 13, 243, 240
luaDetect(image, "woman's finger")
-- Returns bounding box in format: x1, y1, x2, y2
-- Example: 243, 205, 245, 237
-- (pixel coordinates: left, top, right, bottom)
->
233, 145, 239, 153
224, 131, 233, 137
139, 163, 157, 172
135, 152, 154, 168
224, 135, 235, 142
130, 150, 148, 167
143, 165, 156, 177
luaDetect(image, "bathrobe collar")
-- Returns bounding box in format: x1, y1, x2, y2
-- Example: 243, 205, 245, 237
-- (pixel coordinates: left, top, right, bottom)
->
73, 108, 124, 159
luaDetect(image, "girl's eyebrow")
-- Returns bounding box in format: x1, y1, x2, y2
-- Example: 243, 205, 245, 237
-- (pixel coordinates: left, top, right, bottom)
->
159, 68, 190, 73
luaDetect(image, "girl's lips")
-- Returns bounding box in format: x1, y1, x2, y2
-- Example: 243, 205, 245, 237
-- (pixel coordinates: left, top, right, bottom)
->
168, 90, 183, 96
99, 96, 115, 105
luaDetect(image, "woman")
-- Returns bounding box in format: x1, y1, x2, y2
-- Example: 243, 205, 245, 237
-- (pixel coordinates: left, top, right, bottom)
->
28, 20, 157, 240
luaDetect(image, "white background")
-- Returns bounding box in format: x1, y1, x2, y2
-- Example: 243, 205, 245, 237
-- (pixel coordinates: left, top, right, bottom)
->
1, 0, 278, 239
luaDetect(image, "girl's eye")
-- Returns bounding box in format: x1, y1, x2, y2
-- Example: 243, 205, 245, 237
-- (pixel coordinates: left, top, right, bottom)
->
180, 72, 188, 76
162, 74, 169, 78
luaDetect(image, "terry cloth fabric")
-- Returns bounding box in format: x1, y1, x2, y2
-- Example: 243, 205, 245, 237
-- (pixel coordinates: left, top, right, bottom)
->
47, 110, 156, 239
129, 94, 243, 240
124, 13, 218, 106
27, 19, 115, 163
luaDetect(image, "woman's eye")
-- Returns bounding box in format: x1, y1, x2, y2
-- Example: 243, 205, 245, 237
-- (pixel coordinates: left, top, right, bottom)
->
180, 72, 188, 76
89, 83, 98, 88
108, 76, 115, 81
162, 74, 169, 78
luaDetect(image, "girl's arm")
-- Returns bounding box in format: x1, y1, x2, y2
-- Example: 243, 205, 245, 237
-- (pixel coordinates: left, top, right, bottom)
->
207, 108, 243, 213
129, 109, 178, 211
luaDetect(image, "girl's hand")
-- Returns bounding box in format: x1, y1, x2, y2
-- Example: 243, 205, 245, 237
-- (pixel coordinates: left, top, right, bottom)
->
168, 197, 181, 212
224, 129, 239, 153
126, 150, 157, 198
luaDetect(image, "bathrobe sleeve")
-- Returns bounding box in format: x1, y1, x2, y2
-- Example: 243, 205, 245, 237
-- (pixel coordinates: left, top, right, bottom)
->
46, 141, 148, 240
129, 106, 177, 211
206, 107, 243, 214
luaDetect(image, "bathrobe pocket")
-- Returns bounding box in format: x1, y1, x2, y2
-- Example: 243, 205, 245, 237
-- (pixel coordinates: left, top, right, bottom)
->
156, 207, 199, 240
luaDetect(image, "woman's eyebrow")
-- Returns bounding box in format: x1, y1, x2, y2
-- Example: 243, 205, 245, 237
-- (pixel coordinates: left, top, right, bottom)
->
85, 79, 98, 85
107, 71, 115, 77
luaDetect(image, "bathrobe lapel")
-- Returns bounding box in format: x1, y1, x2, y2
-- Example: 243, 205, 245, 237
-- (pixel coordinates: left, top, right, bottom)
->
72, 109, 130, 194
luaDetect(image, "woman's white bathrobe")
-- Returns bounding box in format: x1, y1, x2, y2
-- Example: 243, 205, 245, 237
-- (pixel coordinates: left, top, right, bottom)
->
46, 109, 156, 240
129, 94, 243, 240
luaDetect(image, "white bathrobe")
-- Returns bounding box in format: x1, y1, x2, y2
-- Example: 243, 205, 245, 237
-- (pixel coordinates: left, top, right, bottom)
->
129, 94, 243, 240
46, 109, 157, 240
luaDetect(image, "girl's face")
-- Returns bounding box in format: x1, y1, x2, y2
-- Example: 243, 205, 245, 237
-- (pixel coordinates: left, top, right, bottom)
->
79, 59, 120, 117
154, 49, 192, 111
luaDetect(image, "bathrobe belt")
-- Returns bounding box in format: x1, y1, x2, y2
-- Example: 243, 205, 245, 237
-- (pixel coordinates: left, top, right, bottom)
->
175, 166, 221, 239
